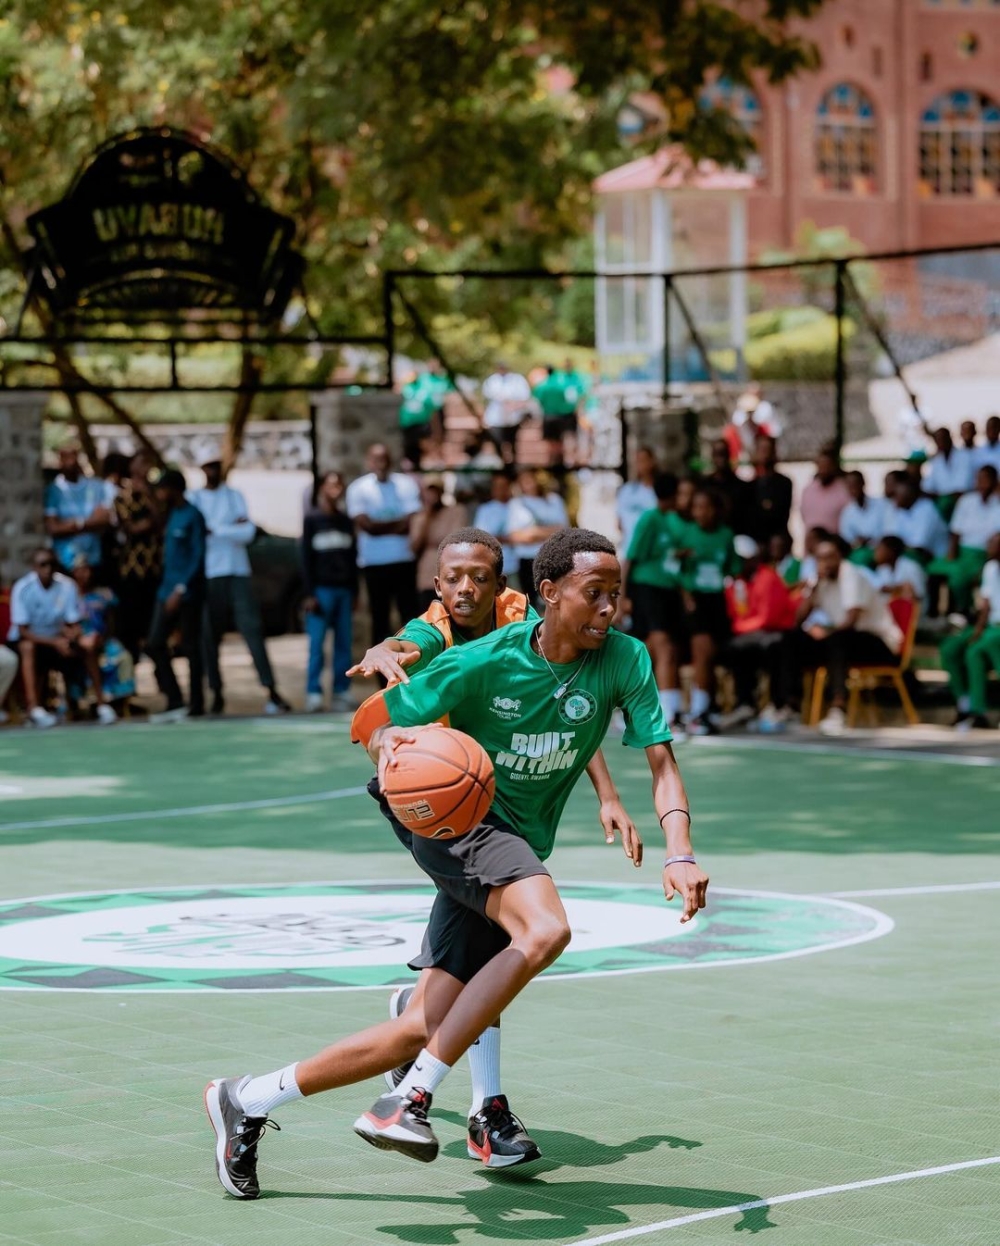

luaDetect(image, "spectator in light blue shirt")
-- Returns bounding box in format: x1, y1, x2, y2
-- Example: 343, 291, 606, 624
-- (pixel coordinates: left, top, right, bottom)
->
43, 445, 112, 572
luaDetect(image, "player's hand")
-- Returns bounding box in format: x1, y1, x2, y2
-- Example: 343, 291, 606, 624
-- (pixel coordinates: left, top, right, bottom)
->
663, 861, 709, 923
375, 723, 443, 787
598, 799, 642, 867
347, 644, 422, 685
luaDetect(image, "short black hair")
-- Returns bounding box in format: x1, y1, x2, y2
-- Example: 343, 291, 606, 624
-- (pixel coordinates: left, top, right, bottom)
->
437, 527, 504, 576
157, 468, 186, 493
817, 533, 851, 558
653, 472, 678, 502
979, 464, 998, 484
533, 528, 616, 591
878, 535, 905, 558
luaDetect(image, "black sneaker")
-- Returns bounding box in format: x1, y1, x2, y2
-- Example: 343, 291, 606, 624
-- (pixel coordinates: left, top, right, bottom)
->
384, 986, 416, 1090
210, 692, 225, 716
467, 1095, 541, 1168
353, 1088, 439, 1162
669, 716, 688, 744
204, 1076, 280, 1199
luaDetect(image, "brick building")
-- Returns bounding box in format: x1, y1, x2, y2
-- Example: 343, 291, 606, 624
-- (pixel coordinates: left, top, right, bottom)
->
718, 0, 1000, 254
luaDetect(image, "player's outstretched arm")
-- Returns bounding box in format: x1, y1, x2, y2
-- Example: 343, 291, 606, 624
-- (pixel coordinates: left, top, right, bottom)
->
585, 750, 642, 867
644, 742, 709, 922
346, 640, 422, 685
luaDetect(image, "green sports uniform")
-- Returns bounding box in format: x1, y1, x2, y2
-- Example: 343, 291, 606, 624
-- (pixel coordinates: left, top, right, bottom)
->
678, 522, 738, 594
385, 620, 672, 861
627, 508, 685, 589
398, 605, 541, 677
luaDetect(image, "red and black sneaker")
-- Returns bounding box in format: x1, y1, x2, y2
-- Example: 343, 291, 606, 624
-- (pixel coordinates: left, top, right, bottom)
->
204, 1076, 280, 1199
467, 1095, 541, 1168
353, 1087, 439, 1162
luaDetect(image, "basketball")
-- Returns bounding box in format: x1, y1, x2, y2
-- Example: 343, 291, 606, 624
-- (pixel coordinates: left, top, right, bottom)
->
382, 727, 495, 840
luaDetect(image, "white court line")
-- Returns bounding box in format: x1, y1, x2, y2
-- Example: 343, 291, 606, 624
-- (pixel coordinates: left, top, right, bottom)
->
830, 880, 1000, 898
692, 735, 999, 767
566, 1154, 1000, 1246
0, 785, 369, 832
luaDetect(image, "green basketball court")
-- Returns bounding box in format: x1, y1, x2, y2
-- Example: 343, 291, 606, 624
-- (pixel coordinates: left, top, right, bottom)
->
1, 720, 997, 1245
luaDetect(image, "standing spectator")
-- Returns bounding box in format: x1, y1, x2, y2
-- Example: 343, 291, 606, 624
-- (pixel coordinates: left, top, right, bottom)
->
145, 470, 206, 723
881, 475, 949, 565
747, 435, 793, 545
704, 438, 754, 536
939, 532, 1000, 729
481, 361, 532, 467
533, 363, 580, 470
725, 382, 781, 461
0, 578, 19, 725
302, 471, 358, 714
507, 469, 570, 610
113, 451, 163, 661
7, 548, 116, 728
189, 459, 290, 717
411, 479, 467, 612
866, 536, 928, 602
399, 363, 452, 470
839, 471, 884, 567
473, 473, 519, 580
70, 559, 135, 710
924, 427, 975, 519
44, 443, 112, 574
678, 487, 738, 735
616, 446, 658, 555
927, 465, 1000, 617
800, 447, 852, 536
345, 443, 422, 651
972, 415, 1000, 473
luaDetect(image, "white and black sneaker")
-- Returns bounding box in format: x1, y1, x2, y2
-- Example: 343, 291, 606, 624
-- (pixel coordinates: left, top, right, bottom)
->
467, 1095, 541, 1168
204, 1076, 280, 1199
353, 1088, 439, 1162
384, 985, 415, 1090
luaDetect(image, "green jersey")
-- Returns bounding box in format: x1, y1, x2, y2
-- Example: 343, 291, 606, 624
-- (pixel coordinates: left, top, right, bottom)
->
384, 621, 672, 859
678, 521, 738, 594
399, 372, 452, 428
398, 603, 541, 676
627, 508, 685, 589
533, 372, 576, 417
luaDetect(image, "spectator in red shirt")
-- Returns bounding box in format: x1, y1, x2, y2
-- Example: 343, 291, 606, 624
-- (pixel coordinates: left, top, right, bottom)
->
718, 536, 797, 728
800, 446, 852, 536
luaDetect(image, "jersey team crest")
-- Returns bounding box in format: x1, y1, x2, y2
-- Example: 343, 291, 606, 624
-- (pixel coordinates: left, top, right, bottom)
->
558, 689, 597, 724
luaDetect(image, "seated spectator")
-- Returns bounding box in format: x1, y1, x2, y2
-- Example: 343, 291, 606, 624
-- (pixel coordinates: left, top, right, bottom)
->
481, 361, 532, 468
926, 465, 1000, 618
956, 420, 979, 488
924, 427, 975, 519
839, 471, 884, 567
881, 475, 949, 565
939, 533, 1000, 730
770, 531, 800, 587
704, 438, 754, 536
507, 469, 569, 609
719, 536, 797, 728
621, 472, 687, 737
44, 443, 113, 574
7, 549, 117, 728
411, 478, 467, 613
747, 434, 793, 545
798, 526, 832, 589
678, 487, 738, 736
972, 415, 1000, 473
301, 471, 358, 714
473, 473, 519, 579
70, 559, 135, 711
763, 536, 904, 736
867, 536, 928, 603
0, 579, 17, 725
800, 447, 852, 536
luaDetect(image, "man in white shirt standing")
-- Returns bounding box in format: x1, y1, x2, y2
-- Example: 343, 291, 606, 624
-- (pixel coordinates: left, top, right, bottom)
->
481, 362, 532, 468
345, 443, 422, 668
189, 459, 290, 717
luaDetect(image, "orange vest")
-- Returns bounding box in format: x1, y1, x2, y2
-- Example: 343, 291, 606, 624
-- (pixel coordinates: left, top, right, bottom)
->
350, 589, 531, 747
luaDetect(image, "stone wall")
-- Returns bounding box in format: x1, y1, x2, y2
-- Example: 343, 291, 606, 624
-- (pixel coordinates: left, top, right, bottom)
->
312, 389, 404, 481
90, 419, 313, 471
0, 393, 47, 583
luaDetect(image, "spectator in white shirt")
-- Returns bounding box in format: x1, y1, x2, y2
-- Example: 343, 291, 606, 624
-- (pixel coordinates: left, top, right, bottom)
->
189, 460, 290, 716
615, 446, 659, 556
7, 549, 116, 729
881, 476, 949, 564
867, 536, 928, 603
839, 471, 884, 566
506, 469, 570, 606
924, 427, 976, 517
927, 465, 1000, 617
345, 443, 422, 654
481, 362, 532, 467
972, 415, 1000, 473
473, 473, 519, 577
43, 444, 113, 573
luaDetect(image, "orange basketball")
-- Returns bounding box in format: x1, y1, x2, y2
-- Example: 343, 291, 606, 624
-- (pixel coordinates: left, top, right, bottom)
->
383, 727, 495, 840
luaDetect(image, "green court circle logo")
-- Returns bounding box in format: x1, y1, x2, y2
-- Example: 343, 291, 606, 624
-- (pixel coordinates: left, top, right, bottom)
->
0, 883, 892, 992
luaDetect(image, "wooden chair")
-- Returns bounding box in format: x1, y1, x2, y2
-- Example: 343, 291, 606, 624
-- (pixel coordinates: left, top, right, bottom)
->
807, 597, 921, 728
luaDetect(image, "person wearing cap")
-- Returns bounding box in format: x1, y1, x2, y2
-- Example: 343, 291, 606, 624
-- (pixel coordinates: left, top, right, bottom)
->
43, 443, 113, 574
145, 470, 207, 723
189, 459, 290, 717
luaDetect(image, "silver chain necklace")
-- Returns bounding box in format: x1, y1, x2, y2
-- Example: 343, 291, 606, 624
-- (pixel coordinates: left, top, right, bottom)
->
533, 624, 590, 700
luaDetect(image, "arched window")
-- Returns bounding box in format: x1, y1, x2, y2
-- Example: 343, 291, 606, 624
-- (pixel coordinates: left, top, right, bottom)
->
814, 83, 877, 194
699, 78, 764, 174
919, 90, 1000, 196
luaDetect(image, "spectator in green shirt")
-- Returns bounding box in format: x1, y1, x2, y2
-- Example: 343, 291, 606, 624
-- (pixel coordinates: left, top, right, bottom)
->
533, 363, 581, 470
400, 362, 453, 469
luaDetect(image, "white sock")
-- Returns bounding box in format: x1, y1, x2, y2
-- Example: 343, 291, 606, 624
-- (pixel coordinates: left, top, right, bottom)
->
690, 687, 710, 720
958, 695, 971, 713
468, 1026, 502, 1115
394, 1048, 451, 1097
236, 1063, 303, 1116
659, 688, 681, 721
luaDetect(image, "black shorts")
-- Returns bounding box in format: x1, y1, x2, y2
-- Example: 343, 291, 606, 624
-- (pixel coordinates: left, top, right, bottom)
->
367, 777, 547, 983
685, 592, 731, 643
630, 583, 685, 641
542, 413, 578, 441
